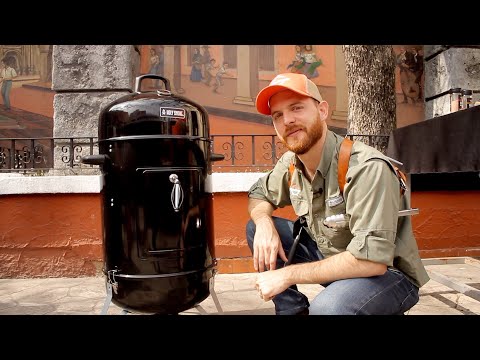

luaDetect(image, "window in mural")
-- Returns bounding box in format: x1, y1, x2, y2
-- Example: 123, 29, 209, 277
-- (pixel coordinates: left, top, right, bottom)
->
258, 45, 274, 71
223, 45, 237, 68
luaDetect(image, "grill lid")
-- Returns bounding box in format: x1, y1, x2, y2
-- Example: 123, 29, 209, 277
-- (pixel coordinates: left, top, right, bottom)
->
99, 74, 210, 140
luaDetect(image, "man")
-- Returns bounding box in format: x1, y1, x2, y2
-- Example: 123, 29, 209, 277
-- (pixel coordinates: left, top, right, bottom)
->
1, 57, 17, 111
203, 58, 217, 87
246, 72, 429, 315
213, 61, 229, 93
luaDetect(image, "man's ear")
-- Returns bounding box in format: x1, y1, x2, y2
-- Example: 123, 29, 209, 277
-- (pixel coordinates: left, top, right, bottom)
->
317, 100, 329, 121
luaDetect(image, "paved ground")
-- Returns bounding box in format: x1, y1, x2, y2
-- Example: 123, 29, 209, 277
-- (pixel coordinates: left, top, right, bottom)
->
1, 257, 479, 315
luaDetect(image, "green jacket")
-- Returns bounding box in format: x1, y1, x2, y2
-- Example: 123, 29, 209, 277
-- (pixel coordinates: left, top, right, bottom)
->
248, 130, 430, 288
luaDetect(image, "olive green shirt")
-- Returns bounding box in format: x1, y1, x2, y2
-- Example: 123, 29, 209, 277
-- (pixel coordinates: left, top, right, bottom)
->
248, 130, 430, 288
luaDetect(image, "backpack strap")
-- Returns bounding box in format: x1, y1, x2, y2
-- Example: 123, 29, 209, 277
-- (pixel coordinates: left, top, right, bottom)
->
395, 165, 407, 196
288, 161, 295, 187
338, 137, 354, 195
338, 137, 407, 196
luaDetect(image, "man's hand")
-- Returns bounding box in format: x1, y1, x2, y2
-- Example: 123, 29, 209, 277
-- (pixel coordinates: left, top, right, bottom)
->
248, 198, 288, 272
252, 216, 288, 272
255, 267, 290, 301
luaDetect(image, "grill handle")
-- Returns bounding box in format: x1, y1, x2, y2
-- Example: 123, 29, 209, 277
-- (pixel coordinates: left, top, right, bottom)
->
81, 154, 110, 166
135, 74, 171, 93
211, 153, 225, 162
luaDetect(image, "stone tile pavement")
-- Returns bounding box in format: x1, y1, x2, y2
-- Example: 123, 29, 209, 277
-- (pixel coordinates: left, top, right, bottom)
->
1, 257, 479, 315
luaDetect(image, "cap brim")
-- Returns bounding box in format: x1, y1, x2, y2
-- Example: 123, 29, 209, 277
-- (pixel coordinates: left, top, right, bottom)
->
255, 85, 309, 115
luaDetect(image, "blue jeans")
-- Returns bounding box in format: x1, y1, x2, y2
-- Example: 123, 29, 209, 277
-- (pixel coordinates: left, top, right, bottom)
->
1, 80, 12, 110
246, 216, 420, 315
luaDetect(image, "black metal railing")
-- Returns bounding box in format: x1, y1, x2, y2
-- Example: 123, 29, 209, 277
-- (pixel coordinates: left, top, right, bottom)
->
0, 134, 390, 173
211, 133, 391, 171
0, 137, 97, 173
210, 134, 288, 172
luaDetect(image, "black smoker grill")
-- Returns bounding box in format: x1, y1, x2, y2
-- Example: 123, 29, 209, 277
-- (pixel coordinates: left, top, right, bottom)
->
82, 75, 224, 315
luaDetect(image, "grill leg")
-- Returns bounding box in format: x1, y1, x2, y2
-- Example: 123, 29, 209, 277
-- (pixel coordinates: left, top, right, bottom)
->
193, 276, 224, 314
194, 288, 223, 314
195, 304, 208, 314
100, 282, 113, 315
210, 288, 223, 314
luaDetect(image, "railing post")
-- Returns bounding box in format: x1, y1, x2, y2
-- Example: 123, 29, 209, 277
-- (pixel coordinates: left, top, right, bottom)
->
69, 138, 74, 168
251, 135, 255, 165
230, 135, 235, 166
30, 139, 35, 168
10, 139, 15, 169
271, 135, 276, 164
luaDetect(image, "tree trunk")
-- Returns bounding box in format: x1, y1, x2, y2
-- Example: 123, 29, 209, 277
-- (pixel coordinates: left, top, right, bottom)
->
342, 45, 396, 154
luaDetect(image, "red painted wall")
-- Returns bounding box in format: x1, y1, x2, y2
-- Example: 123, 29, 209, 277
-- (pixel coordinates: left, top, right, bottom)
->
412, 191, 480, 258
1, 190, 478, 278
0, 194, 102, 278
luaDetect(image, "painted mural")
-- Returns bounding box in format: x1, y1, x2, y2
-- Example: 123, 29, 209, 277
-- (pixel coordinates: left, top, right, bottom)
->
395, 45, 424, 104
0, 45, 54, 137
139, 45, 425, 131
286, 45, 322, 79
0, 45, 425, 141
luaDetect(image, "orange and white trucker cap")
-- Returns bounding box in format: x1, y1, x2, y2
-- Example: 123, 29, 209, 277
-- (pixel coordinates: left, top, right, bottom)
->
255, 73, 323, 115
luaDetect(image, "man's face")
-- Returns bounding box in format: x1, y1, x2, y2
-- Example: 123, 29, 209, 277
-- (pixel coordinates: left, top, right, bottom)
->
269, 90, 328, 154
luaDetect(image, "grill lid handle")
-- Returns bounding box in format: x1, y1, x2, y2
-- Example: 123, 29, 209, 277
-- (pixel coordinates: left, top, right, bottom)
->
135, 74, 171, 93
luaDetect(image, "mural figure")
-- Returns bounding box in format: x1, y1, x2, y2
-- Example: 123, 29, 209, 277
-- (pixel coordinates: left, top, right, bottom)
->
203, 58, 217, 87
287, 45, 322, 79
396, 46, 424, 104
409, 47, 424, 99
149, 47, 164, 87
212, 61, 232, 93
190, 47, 203, 82
0, 56, 18, 111
288, 45, 303, 70
200, 45, 211, 80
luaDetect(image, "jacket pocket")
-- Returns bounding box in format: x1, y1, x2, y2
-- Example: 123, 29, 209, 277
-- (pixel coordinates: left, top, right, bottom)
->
324, 196, 346, 219
319, 220, 352, 250
291, 198, 308, 217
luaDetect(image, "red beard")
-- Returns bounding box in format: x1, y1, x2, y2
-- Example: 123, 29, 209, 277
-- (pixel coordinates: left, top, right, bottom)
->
280, 116, 324, 155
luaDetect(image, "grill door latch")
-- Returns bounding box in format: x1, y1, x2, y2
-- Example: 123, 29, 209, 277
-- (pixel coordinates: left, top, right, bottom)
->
169, 174, 184, 212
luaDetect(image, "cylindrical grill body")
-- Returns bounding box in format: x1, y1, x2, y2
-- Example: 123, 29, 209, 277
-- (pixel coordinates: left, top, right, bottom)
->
86, 76, 219, 314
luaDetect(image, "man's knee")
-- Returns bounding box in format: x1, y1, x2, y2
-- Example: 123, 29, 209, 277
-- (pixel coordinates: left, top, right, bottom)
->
309, 296, 356, 315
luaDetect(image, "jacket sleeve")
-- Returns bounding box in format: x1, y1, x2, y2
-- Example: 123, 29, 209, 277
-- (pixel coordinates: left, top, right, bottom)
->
344, 159, 400, 266
247, 152, 294, 209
